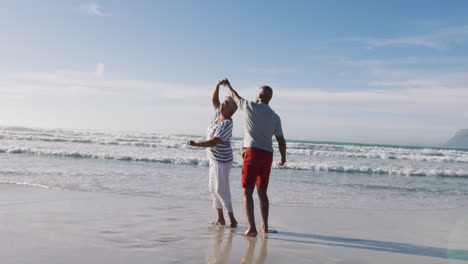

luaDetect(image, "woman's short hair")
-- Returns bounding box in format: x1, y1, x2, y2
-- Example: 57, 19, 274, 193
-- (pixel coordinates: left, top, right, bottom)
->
225, 96, 238, 115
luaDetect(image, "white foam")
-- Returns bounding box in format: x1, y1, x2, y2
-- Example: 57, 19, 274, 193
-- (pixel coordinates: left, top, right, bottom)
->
276, 162, 468, 177
0, 180, 64, 190
1, 126, 468, 178
1, 146, 467, 177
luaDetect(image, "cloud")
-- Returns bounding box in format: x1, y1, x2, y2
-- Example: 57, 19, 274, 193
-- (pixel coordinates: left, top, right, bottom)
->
349, 25, 468, 49
1, 70, 467, 117
335, 55, 468, 111
81, 3, 107, 16
339, 57, 468, 67
269, 66, 468, 117
0, 69, 466, 145
247, 67, 297, 75
0, 71, 214, 102
350, 36, 441, 49
369, 68, 468, 89
275, 87, 468, 112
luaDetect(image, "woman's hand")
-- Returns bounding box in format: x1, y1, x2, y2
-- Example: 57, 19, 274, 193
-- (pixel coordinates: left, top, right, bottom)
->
216, 79, 224, 87
186, 137, 221, 148
216, 78, 230, 87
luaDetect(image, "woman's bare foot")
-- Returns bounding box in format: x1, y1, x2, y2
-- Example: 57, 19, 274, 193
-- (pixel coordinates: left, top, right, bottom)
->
210, 218, 225, 225
211, 209, 225, 225
228, 212, 237, 228
229, 219, 238, 228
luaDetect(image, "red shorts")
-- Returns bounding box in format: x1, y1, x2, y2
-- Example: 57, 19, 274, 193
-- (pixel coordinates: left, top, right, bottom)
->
241, 147, 273, 189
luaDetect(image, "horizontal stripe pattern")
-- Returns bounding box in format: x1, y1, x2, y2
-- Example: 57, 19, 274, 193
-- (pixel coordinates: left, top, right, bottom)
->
206, 108, 233, 163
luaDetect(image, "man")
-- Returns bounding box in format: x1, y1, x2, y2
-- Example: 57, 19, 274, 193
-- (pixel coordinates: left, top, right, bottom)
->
222, 78, 286, 237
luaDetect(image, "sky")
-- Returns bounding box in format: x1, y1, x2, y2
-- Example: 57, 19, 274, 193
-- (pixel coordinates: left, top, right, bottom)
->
1, 0, 468, 146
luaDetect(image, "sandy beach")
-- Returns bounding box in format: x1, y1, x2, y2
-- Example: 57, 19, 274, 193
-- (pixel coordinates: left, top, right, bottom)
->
1, 183, 467, 264
3, 0, 468, 263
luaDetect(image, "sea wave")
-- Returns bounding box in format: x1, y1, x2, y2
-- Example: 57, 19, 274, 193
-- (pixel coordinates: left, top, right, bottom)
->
2, 147, 467, 178
0, 146, 213, 166
0, 180, 65, 190
286, 144, 468, 163
1, 134, 194, 149
274, 162, 468, 178
351, 184, 468, 195
3, 132, 468, 164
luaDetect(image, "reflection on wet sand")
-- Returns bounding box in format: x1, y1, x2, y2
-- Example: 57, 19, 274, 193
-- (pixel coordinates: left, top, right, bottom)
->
241, 236, 267, 264
206, 227, 268, 264
206, 226, 234, 263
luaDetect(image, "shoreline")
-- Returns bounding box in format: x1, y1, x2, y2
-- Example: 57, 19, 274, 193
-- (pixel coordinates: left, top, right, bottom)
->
1, 183, 467, 263
3, 124, 466, 150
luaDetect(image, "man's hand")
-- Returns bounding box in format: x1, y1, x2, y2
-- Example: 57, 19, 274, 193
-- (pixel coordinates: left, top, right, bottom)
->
186, 140, 197, 146
221, 77, 241, 106
276, 135, 287, 167
221, 78, 230, 86
279, 157, 286, 166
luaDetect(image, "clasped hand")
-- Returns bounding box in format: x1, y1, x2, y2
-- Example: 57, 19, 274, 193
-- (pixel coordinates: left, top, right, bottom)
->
216, 78, 230, 87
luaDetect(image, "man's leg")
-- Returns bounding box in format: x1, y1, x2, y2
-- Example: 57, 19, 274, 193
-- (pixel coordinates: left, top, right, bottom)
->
241, 148, 258, 236
256, 149, 272, 233
257, 188, 269, 233
243, 188, 257, 236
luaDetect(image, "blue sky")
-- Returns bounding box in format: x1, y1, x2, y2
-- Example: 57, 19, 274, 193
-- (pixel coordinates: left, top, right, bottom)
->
1, 1, 468, 146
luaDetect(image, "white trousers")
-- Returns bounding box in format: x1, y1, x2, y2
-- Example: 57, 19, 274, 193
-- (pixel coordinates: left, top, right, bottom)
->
209, 160, 233, 212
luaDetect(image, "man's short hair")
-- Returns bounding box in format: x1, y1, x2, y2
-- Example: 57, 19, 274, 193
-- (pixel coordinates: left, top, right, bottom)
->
260, 86, 273, 95
259, 86, 273, 103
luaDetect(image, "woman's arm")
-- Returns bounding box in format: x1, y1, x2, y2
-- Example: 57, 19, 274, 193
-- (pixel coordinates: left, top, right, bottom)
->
212, 80, 222, 111
222, 78, 241, 106
187, 137, 222, 148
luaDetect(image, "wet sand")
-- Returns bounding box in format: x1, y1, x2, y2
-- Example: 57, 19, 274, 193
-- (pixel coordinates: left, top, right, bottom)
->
1, 184, 467, 263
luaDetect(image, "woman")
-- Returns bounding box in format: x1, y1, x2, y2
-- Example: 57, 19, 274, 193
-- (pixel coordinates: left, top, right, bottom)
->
187, 79, 238, 227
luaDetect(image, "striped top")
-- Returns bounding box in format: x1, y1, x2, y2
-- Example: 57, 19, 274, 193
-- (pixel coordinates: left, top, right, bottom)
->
206, 107, 233, 163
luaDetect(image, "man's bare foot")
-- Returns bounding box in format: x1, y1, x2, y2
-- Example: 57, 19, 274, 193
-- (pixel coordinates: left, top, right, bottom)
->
242, 229, 258, 237
259, 224, 268, 233
209, 219, 225, 225
229, 219, 238, 228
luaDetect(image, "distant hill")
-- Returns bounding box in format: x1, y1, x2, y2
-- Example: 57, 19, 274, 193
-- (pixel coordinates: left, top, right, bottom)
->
443, 129, 468, 149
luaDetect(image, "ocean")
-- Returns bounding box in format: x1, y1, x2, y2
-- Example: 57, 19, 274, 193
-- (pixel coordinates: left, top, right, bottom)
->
1, 126, 467, 210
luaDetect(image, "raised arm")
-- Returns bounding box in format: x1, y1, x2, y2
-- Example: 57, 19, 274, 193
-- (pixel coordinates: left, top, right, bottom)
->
221, 78, 241, 106
212, 80, 223, 111
275, 135, 287, 166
